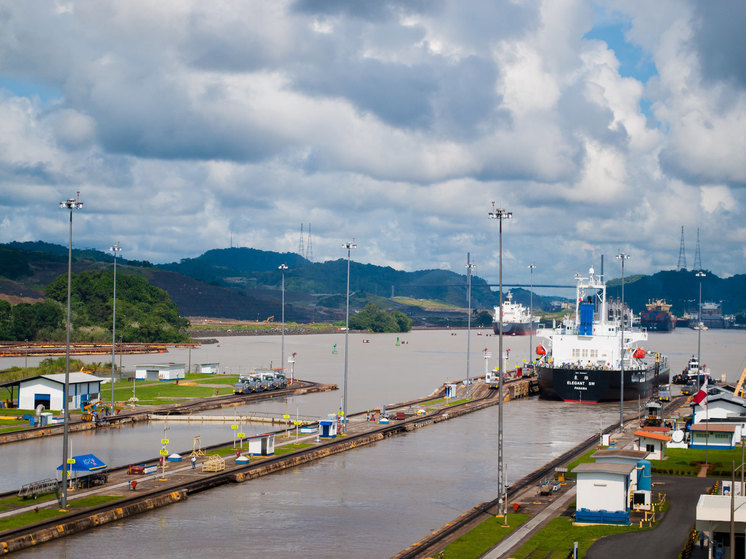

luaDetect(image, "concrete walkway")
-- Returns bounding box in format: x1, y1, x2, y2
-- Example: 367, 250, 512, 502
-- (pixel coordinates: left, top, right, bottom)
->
482, 485, 578, 559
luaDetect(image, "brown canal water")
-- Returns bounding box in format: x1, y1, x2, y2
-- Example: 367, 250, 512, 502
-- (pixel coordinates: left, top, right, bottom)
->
5, 328, 746, 557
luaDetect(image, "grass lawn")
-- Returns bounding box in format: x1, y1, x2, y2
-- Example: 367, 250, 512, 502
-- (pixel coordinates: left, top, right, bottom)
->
513, 515, 650, 558
651, 446, 746, 477
0, 495, 123, 531
0, 425, 29, 434
112, 382, 234, 404
209, 442, 314, 459
441, 513, 530, 559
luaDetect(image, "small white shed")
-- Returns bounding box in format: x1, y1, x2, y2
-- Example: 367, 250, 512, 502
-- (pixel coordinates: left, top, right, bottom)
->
135, 363, 185, 381
18, 373, 102, 412
690, 424, 737, 450
574, 461, 634, 525
199, 363, 219, 375
634, 429, 671, 460
247, 434, 275, 457
591, 449, 648, 488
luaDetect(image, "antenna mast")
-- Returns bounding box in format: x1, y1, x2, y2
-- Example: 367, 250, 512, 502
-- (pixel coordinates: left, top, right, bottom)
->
298, 224, 305, 258
677, 226, 687, 270
693, 228, 702, 271
306, 223, 313, 262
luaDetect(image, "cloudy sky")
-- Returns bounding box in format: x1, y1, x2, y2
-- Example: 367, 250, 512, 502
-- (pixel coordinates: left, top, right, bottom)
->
0, 0, 744, 286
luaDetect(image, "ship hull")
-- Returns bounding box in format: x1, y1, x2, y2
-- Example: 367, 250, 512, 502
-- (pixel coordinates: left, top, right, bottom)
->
492, 320, 539, 336
640, 319, 676, 332
537, 363, 668, 403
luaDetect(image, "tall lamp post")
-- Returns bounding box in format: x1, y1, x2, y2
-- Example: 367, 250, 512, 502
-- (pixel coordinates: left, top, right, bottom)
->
465, 253, 475, 399
59, 193, 83, 510
489, 202, 511, 522
342, 241, 356, 434
616, 251, 630, 433
110, 242, 121, 411
696, 271, 706, 391
279, 264, 288, 377
528, 264, 536, 368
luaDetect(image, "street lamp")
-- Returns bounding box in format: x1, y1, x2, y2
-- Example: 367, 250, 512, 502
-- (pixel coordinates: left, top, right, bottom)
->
488, 202, 511, 522
59, 192, 83, 510
696, 271, 706, 391
110, 242, 121, 411
528, 264, 536, 368
616, 251, 630, 433
279, 264, 288, 378
465, 253, 476, 399
342, 240, 356, 434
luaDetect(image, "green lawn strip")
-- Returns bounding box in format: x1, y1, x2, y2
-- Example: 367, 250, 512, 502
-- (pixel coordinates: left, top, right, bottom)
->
441, 513, 530, 559
0, 425, 29, 434
208, 442, 314, 459
0, 419, 26, 426
0, 495, 123, 531
68, 495, 123, 508
513, 516, 649, 558
0, 409, 59, 417
0, 507, 66, 530
189, 376, 241, 386
112, 383, 234, 403
0, 493, 57, 507
650, 447, 745, 477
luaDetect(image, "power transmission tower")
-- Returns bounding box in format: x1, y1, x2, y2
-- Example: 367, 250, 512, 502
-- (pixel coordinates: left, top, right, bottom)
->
677, 226, 687, 270
306, 223, 313, 262
298, 224, 305, 259
693, 228, 702, 271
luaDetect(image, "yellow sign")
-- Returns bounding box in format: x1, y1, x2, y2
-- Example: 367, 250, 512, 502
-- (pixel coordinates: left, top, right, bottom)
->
237, 432, 245, 438
159, 449, 169, 456
66, 458, 76, 464
293, 420, 302, 426
282, 414, 290, 419
161, 438, 169, 445
231, 424, 238, 430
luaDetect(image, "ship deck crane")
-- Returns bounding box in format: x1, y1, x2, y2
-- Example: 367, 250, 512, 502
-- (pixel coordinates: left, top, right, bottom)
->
734, 366, 746, 399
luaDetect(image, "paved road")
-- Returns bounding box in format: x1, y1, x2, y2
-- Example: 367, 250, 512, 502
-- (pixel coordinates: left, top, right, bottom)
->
586, 475, 714, 559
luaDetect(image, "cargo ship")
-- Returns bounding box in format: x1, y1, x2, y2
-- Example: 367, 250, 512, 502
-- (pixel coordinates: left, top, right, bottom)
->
492, 292, 539, 336
535, 267, 668, 403
640, 299, 676, 331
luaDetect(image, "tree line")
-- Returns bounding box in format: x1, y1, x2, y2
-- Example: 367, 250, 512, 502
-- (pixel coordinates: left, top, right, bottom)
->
0, 270, 189, 343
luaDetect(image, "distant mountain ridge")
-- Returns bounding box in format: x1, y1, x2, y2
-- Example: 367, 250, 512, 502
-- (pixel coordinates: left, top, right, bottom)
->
1, 242, 745, 324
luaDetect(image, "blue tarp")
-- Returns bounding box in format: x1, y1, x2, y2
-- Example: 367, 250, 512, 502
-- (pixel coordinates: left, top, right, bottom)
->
56, 453, 107, 472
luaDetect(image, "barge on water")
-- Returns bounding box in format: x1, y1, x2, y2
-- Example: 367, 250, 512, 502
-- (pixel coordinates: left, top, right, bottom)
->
535, 267, 669, 403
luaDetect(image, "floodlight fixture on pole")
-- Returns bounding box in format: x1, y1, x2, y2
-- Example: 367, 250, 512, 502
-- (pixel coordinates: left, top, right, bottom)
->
465, 253, 476, 399
342, 240, 356, 434
616, 251, 630, 433
488, 201, 511, 523
696, 270, 706, 392
528, 264, 536, 369
59, 193, 83, 510
279, 264, 288, 377
110, 242, 121, 411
